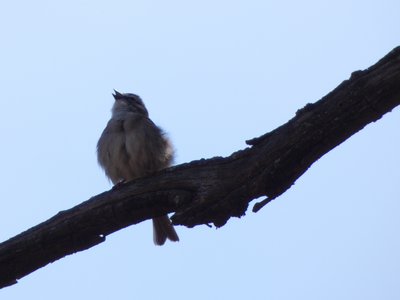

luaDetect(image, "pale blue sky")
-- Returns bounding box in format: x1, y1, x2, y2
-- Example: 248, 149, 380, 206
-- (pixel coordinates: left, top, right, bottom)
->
1, 1, 399, 299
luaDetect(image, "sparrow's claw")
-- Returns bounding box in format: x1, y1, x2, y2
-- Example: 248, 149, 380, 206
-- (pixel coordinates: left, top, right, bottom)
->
112, 179, 126, 189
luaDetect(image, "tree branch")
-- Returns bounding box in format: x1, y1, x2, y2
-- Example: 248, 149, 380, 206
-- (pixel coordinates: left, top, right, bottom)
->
1, 46, 400, 289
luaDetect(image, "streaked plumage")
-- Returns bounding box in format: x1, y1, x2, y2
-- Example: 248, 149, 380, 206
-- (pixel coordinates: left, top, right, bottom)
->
97, 91, 179, 245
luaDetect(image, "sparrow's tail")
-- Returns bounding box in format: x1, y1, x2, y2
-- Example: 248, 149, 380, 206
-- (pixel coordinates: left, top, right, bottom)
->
152, 215, 180, 246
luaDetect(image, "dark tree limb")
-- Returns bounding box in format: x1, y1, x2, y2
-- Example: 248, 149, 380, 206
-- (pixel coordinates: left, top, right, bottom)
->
1, 46, 400, 289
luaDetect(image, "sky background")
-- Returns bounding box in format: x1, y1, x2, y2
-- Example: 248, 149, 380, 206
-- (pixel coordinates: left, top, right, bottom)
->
1, 1, 399, 299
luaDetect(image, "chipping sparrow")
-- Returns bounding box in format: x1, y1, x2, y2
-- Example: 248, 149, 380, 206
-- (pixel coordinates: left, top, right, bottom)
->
97, 90, 179, 245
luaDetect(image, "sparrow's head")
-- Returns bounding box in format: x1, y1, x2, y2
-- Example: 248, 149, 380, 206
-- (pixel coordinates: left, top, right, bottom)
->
112, 90, 149, 117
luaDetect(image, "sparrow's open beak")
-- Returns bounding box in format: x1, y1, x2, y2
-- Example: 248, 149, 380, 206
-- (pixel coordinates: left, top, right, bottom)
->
112, 90, 123, 100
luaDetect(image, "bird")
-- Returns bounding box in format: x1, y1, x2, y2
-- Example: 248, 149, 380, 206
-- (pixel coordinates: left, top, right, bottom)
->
97, 90, 179, 245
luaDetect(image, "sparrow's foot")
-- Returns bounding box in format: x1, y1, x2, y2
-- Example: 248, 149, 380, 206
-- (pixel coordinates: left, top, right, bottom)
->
112, 179, 126, 190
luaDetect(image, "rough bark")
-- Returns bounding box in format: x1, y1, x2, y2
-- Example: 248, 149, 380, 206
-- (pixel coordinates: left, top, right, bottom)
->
1, 46, 400, 289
